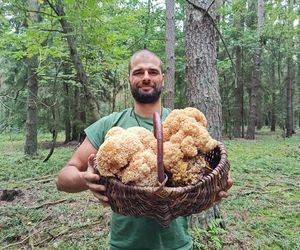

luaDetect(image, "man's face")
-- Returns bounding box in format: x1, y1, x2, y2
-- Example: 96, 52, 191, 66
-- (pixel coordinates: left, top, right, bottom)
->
128, 54, 164, 104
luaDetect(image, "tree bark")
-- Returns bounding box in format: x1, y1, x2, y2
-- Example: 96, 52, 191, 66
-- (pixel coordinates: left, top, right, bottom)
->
270, 49, 276, 132
24, 55, 38, 155
270, 57, 276, 132
246, 0, 264, 139
71, 86, 81, 141
286, 56, 293, 137
185, 0, 223, 228
286, 0, 294, 137
24, 0, 39, 156
256, 91, 263, 130
143, 0, 151, 49
62, 60, 72, 143
48, 0, 100, 121
185, 0, 222, 140
233, 11, 243, 138
164, 0, 175, 109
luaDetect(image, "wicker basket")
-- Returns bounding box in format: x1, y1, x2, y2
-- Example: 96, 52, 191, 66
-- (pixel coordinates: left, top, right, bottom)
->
97, 112, 230, 227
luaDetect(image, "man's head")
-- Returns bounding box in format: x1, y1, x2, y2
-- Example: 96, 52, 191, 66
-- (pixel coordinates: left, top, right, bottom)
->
128, 49, 164, 104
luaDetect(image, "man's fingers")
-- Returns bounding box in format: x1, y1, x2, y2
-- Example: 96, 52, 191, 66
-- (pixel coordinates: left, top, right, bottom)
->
82, 172, 100, 182
226, 174, 234, 190
91, 191, 109, 206
218, 191, 229, 198
87, 183, 106, 192
87, 154, 97, 171
88, 153, 96, 164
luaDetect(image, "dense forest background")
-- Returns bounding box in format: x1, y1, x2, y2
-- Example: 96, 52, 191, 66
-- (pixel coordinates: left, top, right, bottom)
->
0, 0, 299, 155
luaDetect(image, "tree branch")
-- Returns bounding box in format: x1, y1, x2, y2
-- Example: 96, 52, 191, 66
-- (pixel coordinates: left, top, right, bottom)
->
45, 0, 60, 16
2, 212, 54, 249
27, 198, 75, 209
39, 28, 64, 33
18, 7, 57, 17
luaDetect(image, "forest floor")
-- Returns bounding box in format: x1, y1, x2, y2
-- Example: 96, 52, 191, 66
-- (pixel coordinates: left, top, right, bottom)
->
0, 130, 299, 250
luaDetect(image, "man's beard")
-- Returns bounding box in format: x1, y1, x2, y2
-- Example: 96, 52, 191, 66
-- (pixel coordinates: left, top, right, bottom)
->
130, 83, 163, 104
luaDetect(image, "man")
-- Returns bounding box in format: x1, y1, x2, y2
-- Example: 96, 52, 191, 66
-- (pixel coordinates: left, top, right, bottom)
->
56, 49, 233, 250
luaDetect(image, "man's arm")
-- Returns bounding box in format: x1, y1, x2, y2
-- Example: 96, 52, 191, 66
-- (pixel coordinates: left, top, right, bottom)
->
56, 138, 109, 206
56, 138, 97, 192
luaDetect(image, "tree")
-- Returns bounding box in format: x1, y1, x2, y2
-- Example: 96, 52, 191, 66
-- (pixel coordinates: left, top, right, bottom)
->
246, 0, 264, 139
24, 0, 40, 155
46, 0, 100, 122
285, 0, 294, 137
185, 0, 222, 140
164, 0, 175, 109
233, 5, 244, 138
185, 0, 223, 227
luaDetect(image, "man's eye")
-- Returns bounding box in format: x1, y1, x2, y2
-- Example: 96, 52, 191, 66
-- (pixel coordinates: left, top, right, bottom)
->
133, 71, 143, 75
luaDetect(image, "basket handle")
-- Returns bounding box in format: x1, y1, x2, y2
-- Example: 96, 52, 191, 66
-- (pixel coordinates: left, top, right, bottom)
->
153, 112, 165, 184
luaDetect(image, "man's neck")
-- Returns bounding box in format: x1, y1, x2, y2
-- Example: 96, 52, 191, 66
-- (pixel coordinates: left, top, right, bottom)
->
133, 100, 162, 119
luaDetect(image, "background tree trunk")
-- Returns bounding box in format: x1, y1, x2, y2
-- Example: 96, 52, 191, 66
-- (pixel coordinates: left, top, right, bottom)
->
62, 60, 72, 143
270, 58, 276, 131
185, 0, 223, 228
286, 56, 293, 137
24, 0, 39, 156
286, 0, 294, 137
246, 0, 264, 139
233, 11, 243, 138
164, 0, 175, 109
71, 86, 82, 141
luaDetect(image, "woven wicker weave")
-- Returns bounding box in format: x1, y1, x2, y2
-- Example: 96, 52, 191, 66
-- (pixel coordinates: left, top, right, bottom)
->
97, 112, 230, 227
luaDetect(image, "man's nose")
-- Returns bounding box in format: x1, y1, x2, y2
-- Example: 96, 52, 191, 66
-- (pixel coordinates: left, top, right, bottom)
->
142, 71, 150, 82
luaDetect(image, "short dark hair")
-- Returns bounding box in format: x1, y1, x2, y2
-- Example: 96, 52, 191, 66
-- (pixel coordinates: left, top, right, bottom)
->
128, 49, 164, 74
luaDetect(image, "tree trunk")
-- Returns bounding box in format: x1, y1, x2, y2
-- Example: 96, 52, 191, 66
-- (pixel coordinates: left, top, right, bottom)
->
48, 0, 100, 121
24, 55, 38, 155
164, 0, 175, 109
185, 0, 223, 228
185, 0, 222, 140
233, 11, 243, 138
62, 61, 72, 143
270, 58, 276, 131
246, 0, 264, 139
143, 0, 151, 49
71, 86, 81, 141
24, 0, 39, 156
286, 56, 293, 137
286, 0, 294, 137
256, 91, 263, 130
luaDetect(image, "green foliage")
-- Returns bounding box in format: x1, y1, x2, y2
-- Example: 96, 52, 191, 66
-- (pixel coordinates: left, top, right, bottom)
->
190, 219, 225, 250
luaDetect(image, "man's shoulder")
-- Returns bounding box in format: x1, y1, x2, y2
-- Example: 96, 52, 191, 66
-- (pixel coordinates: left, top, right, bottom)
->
101, 108, 131, 124
84, 108, 131, 149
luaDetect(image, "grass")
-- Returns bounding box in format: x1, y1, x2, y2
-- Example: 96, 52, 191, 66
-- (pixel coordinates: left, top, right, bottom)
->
0, 129, 299, 249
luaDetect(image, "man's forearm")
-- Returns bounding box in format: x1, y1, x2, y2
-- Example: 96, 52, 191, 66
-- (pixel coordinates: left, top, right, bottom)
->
56, 166, 88, 193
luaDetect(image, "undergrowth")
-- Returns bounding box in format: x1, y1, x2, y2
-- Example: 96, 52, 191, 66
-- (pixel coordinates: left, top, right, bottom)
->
0, 129, 299, 249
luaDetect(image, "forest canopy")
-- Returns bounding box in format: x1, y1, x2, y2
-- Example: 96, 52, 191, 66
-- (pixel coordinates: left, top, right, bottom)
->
0, 0, 299, 153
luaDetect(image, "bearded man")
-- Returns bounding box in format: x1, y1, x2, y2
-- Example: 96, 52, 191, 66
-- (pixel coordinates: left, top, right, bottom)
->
56, 49, 231, 250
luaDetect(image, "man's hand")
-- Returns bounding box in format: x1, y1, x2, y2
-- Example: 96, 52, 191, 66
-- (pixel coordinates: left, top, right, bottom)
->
82, 154, 110, 207
213, 173, 233, 206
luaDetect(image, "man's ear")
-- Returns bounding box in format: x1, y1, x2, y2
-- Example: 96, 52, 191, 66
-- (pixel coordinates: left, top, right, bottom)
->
162, 73, 165, 87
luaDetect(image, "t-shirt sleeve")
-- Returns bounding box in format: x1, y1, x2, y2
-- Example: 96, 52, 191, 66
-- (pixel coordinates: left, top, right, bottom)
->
84, 113, 117, 149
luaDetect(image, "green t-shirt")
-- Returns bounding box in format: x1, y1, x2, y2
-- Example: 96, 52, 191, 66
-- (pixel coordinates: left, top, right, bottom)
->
85, 108, 192, 250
